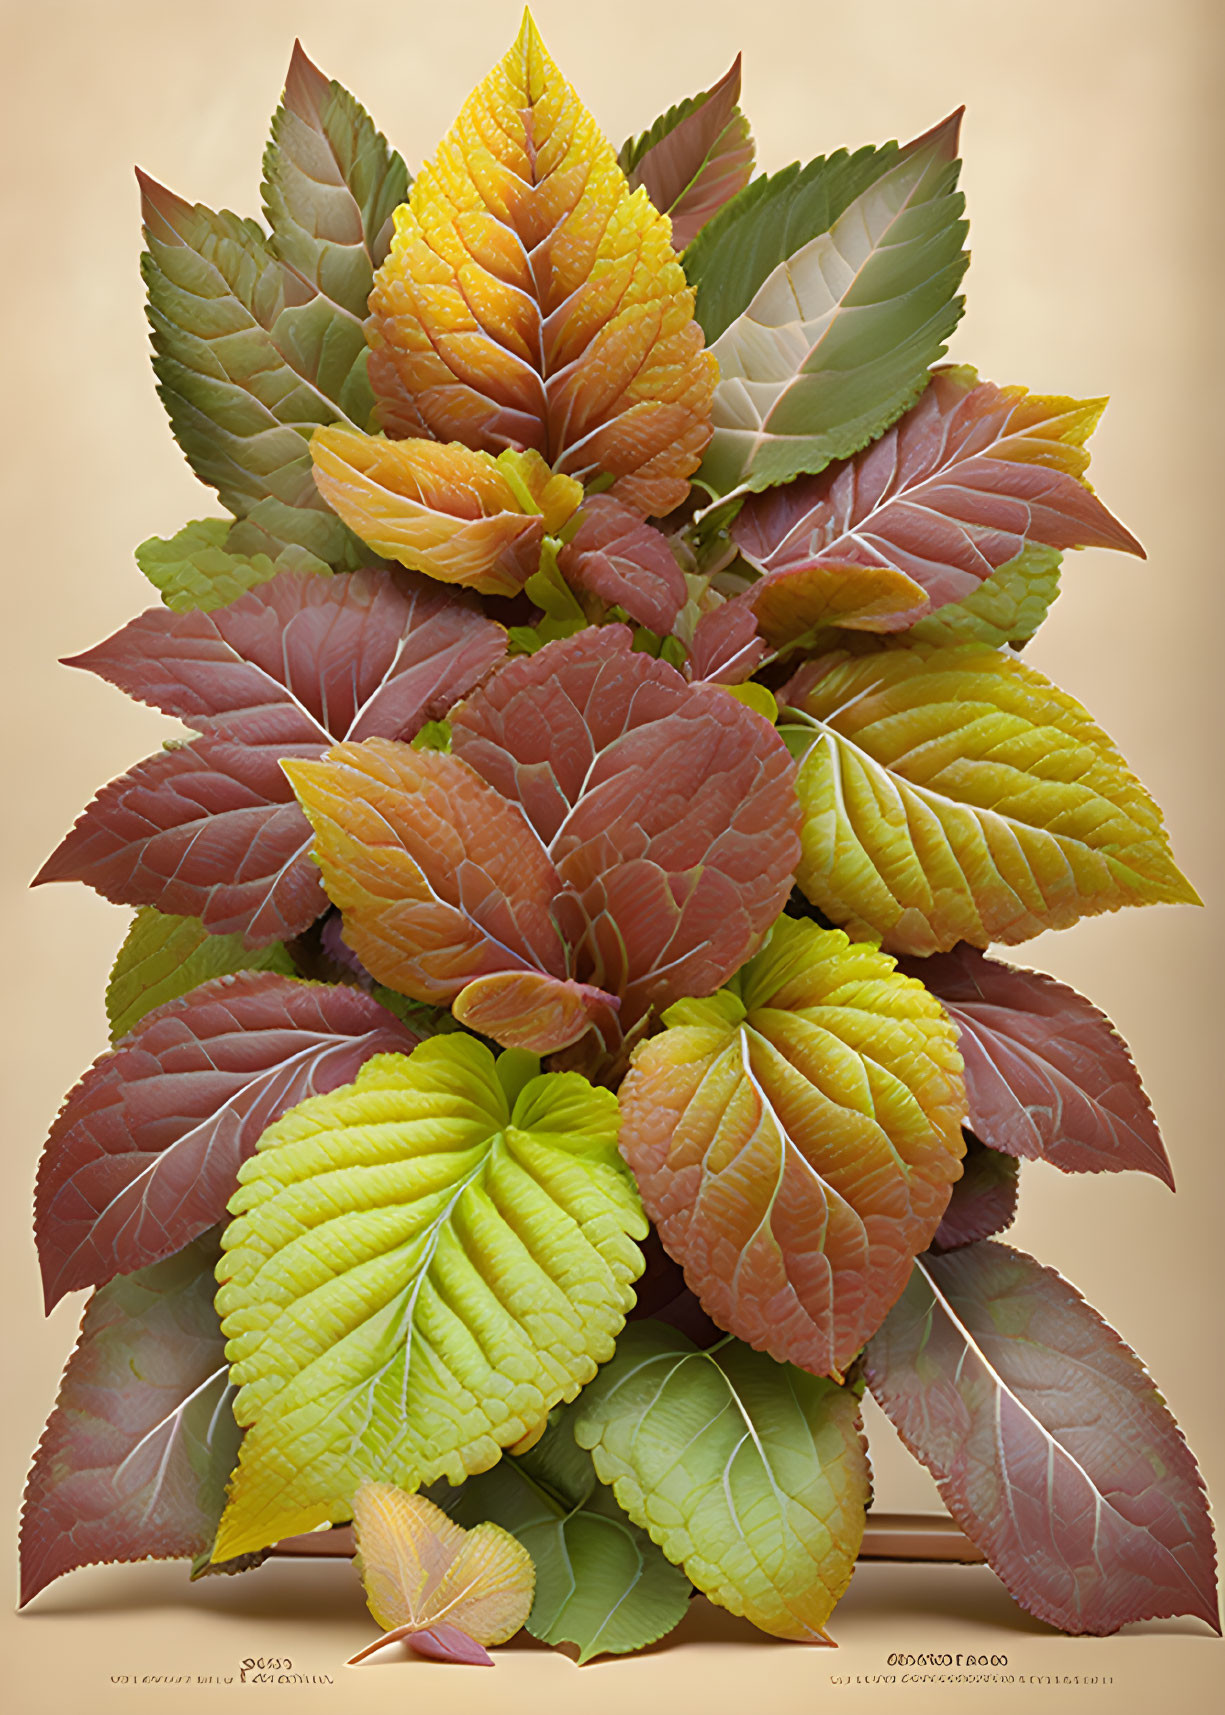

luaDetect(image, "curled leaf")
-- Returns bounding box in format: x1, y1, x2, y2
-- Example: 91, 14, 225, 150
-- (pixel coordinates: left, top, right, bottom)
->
621, 56, 755, 251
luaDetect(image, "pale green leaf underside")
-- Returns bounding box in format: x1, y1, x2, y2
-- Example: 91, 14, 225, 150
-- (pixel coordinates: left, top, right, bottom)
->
106, 907, 295, 1041
212, 1038, 646, 1560
696, 133, 967, 495
574, 1322, 870, 1642
908, 544, 1062, 647
447, 1408, 690, 1662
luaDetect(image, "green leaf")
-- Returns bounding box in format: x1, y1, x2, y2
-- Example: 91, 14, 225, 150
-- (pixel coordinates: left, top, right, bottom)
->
689, 114, 968, 495
106, 907, 296, 1041
447, 1407, 691, 1662
139, 172, 373, 567
212, 1037, 647, 1560
908, 544, 1063, 647
574, 1322, 870, 1641
134, 517, 330, 614
262, 43, 410, 321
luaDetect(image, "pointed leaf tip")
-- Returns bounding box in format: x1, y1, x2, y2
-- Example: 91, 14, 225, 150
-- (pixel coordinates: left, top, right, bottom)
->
284, 38, 328, 114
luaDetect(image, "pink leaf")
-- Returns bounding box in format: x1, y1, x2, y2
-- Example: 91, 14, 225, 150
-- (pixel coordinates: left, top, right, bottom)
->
408, 1625, 496, 1666
903, 944, 1173, 1184
35, 973, 418, 1309
626, 57, 755, 251
931, 1133, 1019, 1251
35, 568, 504, 945
21, 1231, 236, 1605
866, 1241, 1220, 1634
557, 496, 687, 631
685, 596, 767, 684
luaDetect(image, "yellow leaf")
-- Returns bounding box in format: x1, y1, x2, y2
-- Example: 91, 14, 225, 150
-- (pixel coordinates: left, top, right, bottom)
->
350, 1483, 534, 1664
784, 642, 1199, 954
366, 12, 715, 517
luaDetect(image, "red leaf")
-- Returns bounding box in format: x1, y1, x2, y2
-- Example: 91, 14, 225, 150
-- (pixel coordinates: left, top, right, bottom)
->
865, 1242, 1220, 1634
931, 1133, 1019, 1251
557, 496, 687, 631
452, 627, 800, 1025
626, 57, 755, 251
35, 973, 417, 1309
733, 370, 1143, 629
685, 596, 767, 684
35, 568, 504, 945
903, 944, 1173, 1185
21, 1232, 236, 1605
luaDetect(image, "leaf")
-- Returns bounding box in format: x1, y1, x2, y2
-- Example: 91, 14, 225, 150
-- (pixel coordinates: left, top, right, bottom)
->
365, 13, 715, 517
781, 641, 1199, 956
908, 544, 1062, 647
685, 597, 768, 684
35, 567, 504, 944
931, 1133, 1019, 1250
135, 517, 326, 614
139, 174, 371, 565
211, 1037, 646, 1559
690, 115, 968, 495
732, 369, 1142, 627
310, 431, 582, 596
747, 559, 929, 648
106, 907, 295, 1041
448, 1406, 691, 1662
618, 916, 965, 1377
262, 42, 410, 320
556, 495, 688, 631
864, 1242, 1220, 1634
621, 57, 755, 252
20, 1231, 239, 1605
900, 943, 1173, 1183
349, 1483, 533, 1666
35, 973, 418, 1309
574, 1321, 871, 1641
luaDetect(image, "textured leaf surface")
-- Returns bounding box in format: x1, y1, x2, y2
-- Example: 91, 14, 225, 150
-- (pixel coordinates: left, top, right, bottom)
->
931, 1133, 1019, 1250
619, 916, 965, 1376
574, 1321, 870, 1640
36, 568, 504, 944
557, 496, 688, 632
366, 14, 715, 515
36, 974, 417, 1308
621, 57, 755, 252
310, 431, 581, 595
135, 517, 316, 614
349, 1483, 533, 1665
908, 544, 1062, 647
140, 175, 369, 565
747, 559, 927, 648
449, 1406, 691, 1661
688, 116, 967, 493
732, 369, 1141, 626
263, 43, 409, 319
903, 944, 1172, 1182
685, 597, 768, 683
106, 908, 295, 1041
865, 1242, 1220, 1634
212, 1038, 646, 1558
20, 1232, 238, 1605
782, 642, 1198, 955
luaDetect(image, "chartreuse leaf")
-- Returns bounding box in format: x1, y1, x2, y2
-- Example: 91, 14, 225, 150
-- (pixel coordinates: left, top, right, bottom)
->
782, 642, 1199, 955
448, 1405, 691, 1662
134, 518, 329, 615
106, 907, 295, 1041
349, 1483, 533, 1666
262, 43, 410, 319
908, 545, 1062, 647
574, 1321, 870, 1641
211, 1037, 646, 1560
139, 173, 371, 567
689, 115, 967, 495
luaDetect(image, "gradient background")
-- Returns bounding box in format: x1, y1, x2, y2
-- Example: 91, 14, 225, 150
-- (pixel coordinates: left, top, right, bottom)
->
2, 0, 1221, 1709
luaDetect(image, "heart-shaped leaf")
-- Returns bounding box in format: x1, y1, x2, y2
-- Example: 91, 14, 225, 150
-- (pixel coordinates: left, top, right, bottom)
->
36, 973, 418, 1308
620, 56, 755, 251
781, 642, 1198, 955
618, 916, 966, 1376
865, 1242, 1220, 1634
574, 1321, 870, 1641
211, 1037, 646, 1559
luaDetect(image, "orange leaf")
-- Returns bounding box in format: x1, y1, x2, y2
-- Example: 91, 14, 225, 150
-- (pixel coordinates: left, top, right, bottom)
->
749, 559, 929, 646
366, 13, 715, 516
452, 970, 620, 1054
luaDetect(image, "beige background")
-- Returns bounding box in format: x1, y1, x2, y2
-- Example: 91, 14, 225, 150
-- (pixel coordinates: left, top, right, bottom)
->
2, 0, 1221, 1709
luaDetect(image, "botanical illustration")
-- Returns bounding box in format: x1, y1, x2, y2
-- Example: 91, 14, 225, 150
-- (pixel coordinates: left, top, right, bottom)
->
21, 9, 1219, 1663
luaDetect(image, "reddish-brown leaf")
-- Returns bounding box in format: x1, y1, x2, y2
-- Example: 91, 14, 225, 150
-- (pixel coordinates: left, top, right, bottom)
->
931, 1133, 1019, 1251
624, 57, 755, 252
903, 944, 1172, 1185
865, 1242, 1220, 1634
733, 369, 1143, 630
20, 1231, 237, 1606
35, 568, 504, 945
35, 973, 417, 1309
685, 596, 767, 684
557, 496, 688, 632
